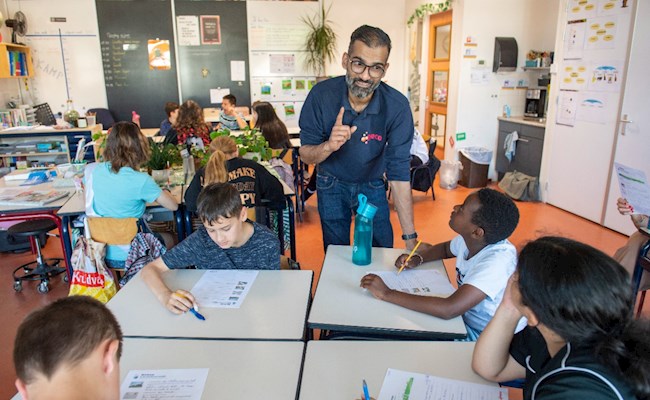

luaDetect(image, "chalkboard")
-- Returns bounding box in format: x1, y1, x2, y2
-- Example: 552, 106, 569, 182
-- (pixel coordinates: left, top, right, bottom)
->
175, 0, 250, 108
96, 0, 179, 128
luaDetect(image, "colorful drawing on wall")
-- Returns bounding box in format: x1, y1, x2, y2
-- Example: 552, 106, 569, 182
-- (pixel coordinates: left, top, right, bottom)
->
295, 80, 306, 90
559, 61, 589, 91
584, 16, 617, 50
147, 39, 171, 70
284, 104, 295, 116
588, 62, 622, 92
568, 0, 597, 19
281, 80, 292, 90
308, 80, 316, 90
261, 85, 271, 95
200, 15, 221, 45
576, 91, 615, 124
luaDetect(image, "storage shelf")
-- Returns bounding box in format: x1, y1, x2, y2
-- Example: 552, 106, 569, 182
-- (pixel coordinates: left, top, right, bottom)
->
0, 151, 68, 157
522, 67, 550, 71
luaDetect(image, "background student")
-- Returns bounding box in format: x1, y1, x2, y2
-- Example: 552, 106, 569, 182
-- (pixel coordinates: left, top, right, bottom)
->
251, 101, 291, 149
142, 183, 281, 314
472, 236, 650, 399
360, 188, 522, 340
184, 135, 284, 214
218, 94, 247, 131
159, 101, 179, 139
14, 296, 123, 400
174, 100, 212, 147
88, 121, 178, 269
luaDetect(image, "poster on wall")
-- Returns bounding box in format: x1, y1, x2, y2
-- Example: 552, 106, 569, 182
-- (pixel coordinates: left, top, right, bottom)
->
568, 0, 598, 20
588, 61, 623, 92
597, 0, 634, 17
563, 20, 586, 59
576, 91, 616, 124
559, 61, 589, 91
200, 15, 221, 45
556, 91, 578, 126
177, 16, 200, 46
584, 16, 618, 50
147, 39, 171, 70
269, 54, 296, 74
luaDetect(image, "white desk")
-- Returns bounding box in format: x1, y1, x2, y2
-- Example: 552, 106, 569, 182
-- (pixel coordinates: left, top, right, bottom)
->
299, 341, 497, 400
0, 179, 73, 213
290, 137, 301, 148
107, 269, 313, 340
11, 339, 305, 400
308, 245, 467, 339
121, 339, 304, 399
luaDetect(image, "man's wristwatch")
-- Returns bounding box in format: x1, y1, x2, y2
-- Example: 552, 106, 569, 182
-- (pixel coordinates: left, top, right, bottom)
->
401, 232, 418, 241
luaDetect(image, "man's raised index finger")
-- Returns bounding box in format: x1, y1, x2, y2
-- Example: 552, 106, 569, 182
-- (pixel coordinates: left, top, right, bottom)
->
334, 107, 345, 126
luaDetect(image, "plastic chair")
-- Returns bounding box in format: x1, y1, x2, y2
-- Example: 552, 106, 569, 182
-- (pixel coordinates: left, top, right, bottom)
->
10, 219, 66, 294
87, 108, 117, 130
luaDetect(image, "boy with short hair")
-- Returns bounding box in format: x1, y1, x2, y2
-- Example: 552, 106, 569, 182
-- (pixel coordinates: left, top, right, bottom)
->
160, 101, 179, 138
360, 188, 522, 339
14, 296, 123, 400
141, 182, 280, 314
218, 94, 247, 131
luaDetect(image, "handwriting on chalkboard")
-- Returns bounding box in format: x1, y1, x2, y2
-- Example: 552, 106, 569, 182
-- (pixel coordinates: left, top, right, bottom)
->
100, 33, 141, 88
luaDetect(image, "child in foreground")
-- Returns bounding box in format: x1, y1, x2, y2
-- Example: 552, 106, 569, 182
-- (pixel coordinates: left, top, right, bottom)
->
472, 236, 650, 399
360, 188, 522, 339
14, 296, 123, 400
141, 182, 280, 315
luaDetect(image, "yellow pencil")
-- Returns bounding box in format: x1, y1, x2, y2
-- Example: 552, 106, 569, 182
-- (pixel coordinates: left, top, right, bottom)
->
397, 240, 422, 275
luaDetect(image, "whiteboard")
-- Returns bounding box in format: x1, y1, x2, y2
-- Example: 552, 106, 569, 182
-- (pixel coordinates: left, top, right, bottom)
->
246, 1, 318, 51
7, 0, 107, 116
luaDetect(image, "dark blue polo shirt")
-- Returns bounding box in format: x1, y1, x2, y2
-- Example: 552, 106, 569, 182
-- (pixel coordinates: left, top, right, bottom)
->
299, 76, 413, 183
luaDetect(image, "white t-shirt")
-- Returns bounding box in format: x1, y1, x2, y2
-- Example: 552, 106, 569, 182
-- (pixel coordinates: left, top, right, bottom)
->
450, 235, 525, 332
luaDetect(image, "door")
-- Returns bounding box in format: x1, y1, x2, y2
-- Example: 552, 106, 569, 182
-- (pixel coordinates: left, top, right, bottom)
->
602, 0, 650, 234
423, 10, 452, 149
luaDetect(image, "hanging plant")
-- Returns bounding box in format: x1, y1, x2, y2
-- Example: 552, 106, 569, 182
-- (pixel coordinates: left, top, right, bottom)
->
407, 1, 452, 26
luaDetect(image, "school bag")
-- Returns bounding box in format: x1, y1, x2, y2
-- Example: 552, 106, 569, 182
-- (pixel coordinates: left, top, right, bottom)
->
119, 232, 167, 286
411, 154, 442, 199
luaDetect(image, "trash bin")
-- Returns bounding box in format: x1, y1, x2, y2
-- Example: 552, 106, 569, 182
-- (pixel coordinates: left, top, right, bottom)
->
459, 147, 492, 188
439, 160, 462, 190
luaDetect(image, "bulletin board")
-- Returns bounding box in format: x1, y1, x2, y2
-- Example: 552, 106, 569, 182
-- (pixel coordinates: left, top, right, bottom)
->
96, 0, 179, 128
175, 0, 251, 108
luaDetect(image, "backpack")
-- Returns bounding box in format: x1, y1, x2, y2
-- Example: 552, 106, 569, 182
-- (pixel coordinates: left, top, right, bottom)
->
269, 148, 294, 187
411, 154, 442, 199
119, 233, 167, 286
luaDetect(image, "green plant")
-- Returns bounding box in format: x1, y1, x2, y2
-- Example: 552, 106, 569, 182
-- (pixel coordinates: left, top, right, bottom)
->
210, 127, 272, 162
91, 131, 107, 162
407, 1, 452, 26
302, 4, 337, 77
146, 141, 182, 170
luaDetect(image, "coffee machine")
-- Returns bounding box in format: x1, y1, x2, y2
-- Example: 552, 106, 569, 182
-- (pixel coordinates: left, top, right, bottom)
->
524, 88, 547, 120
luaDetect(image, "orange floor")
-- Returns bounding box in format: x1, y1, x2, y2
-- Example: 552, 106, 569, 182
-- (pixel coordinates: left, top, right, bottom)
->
0, 180, 646, 399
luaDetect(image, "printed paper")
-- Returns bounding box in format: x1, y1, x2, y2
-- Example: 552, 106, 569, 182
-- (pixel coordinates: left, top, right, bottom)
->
120, 368, 208, 400
367, 270, 455, 297
614, 163, 650, 216
190, 270, 258, 308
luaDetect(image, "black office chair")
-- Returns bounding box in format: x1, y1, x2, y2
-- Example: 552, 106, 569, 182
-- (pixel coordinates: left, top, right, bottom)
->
87, 108, 117, 129
10, 219, 66, 294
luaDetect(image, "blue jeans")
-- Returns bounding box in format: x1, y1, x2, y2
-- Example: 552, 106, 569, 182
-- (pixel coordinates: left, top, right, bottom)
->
316, 172, 393, 250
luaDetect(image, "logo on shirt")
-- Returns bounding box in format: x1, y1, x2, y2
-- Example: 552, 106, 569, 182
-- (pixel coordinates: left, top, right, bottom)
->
360, 131, 383, 144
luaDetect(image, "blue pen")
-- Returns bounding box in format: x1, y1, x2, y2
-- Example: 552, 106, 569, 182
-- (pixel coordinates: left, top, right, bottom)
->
188, 307, 206, 321
363, 379, 370, 400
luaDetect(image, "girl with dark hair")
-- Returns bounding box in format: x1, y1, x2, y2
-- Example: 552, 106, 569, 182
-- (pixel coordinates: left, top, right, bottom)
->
251, 102, 291, 149
89, 122, 178, 268
472, 236, 650, 400
174, 100, 211, 147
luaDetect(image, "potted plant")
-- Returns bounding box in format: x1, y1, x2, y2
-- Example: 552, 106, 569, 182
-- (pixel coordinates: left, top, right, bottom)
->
210, 127, 272, 162
302, 4, 337, 79
146, 141, 181, 184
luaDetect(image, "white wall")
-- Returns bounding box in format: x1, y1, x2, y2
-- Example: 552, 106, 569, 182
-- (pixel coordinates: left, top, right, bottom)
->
444, 0, 559, 180
323, 0, 408, 95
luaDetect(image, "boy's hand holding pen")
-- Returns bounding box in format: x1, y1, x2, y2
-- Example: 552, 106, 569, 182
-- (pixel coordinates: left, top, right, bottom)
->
170, 289, 206, 320
396, 240, 423, 274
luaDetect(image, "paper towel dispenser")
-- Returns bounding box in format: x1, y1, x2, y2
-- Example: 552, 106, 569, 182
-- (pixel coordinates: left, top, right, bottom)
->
493, 37, 518, 72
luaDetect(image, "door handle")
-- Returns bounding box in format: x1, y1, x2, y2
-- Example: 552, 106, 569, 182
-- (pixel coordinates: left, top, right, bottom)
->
620, 114, 632, 135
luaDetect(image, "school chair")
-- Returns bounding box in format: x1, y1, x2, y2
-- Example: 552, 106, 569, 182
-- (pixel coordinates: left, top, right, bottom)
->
10, 219, 66, 294
86, 217, 139, 284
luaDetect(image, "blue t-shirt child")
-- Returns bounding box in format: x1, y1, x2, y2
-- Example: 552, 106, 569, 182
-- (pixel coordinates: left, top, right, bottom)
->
91, 162, 161, 260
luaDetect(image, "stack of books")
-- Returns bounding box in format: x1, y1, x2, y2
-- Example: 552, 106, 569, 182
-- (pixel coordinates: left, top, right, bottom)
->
7, 51, 28, 76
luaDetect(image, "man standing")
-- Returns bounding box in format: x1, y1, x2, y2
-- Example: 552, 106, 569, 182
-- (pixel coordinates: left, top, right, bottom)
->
300, 25, 417, 250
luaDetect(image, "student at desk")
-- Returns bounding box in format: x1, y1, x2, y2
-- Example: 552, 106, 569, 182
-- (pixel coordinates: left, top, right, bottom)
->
174, 100, 212, 147
13, 296, 123, 400
472, 237, 650, 400
360, 188, 523, 340
89, 122, 178, 269
217, 94, 247, 131
142, 182, 280, 314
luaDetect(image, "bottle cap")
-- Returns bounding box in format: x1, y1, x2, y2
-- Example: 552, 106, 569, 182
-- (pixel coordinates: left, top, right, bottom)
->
356, 193, 377, 219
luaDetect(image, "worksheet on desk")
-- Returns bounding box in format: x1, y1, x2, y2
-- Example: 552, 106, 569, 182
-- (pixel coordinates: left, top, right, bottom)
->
377, 368, 508, 400
190, 270, 258, 308
368, 270, 455, 297
120, 368, 209, 400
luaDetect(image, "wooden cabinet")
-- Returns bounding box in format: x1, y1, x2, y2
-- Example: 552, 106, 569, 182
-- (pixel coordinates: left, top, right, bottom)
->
0, 43, 33, 78
496, 118, 545, 179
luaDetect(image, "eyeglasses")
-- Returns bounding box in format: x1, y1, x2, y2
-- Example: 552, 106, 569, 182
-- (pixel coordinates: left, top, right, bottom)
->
348, 59, 386, 78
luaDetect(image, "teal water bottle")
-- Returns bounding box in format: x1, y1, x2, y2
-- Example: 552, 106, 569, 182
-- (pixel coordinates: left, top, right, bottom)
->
352, 193, 378, 266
